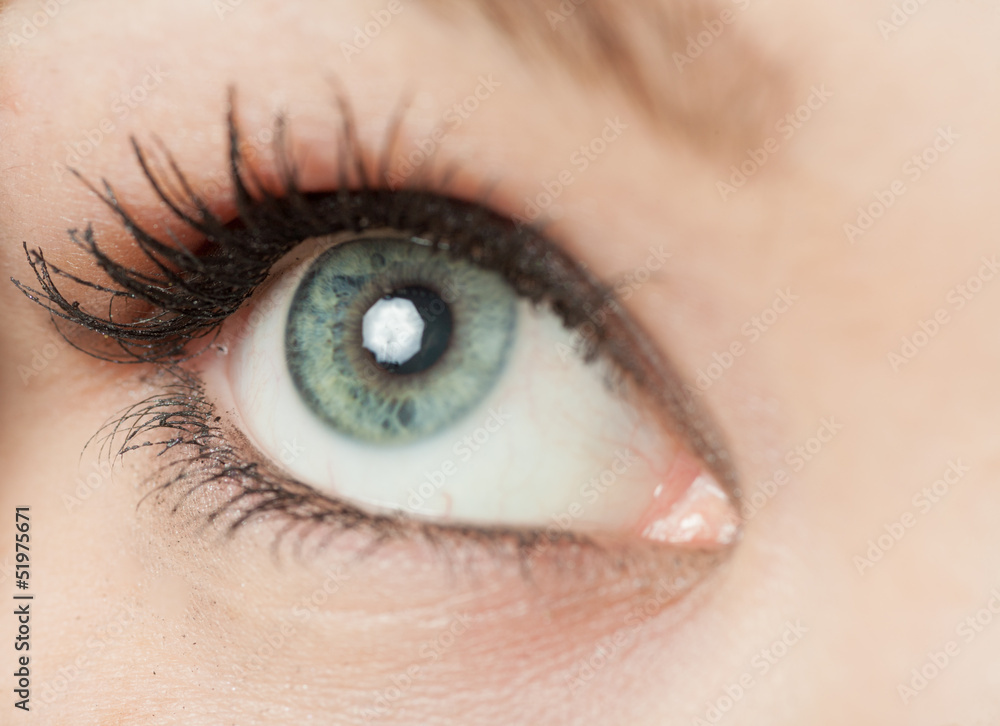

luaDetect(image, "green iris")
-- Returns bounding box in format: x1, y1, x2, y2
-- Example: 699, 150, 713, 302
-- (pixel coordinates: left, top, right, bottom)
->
285, 236, 517, 444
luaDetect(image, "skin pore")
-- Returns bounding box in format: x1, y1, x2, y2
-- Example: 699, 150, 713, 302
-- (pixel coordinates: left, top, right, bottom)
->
1, 0, 999, 724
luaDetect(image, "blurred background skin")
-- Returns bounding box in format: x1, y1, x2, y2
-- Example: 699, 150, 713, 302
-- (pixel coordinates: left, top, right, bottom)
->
0, 0, 999, 723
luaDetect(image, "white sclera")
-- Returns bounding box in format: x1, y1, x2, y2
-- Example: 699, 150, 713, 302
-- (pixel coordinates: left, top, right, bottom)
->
217, 254, 680, 532
362, 297, 425, 365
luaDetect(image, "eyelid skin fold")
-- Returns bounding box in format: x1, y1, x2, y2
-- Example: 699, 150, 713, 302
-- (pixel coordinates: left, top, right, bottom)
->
9, 89, 741, 579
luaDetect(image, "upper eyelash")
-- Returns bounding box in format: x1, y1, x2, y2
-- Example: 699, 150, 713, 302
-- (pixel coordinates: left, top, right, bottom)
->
10, 91, 623, 369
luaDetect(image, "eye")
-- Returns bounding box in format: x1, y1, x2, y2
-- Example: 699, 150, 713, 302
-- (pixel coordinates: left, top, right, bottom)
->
14, 98, 740, 551
204, 209, 738, 541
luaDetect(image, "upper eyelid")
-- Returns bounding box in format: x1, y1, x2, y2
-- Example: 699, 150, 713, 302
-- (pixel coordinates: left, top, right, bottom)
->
9, 91, 614, 364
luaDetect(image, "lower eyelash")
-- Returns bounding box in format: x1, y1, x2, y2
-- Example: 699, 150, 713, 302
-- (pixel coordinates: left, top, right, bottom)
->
108, 366, 408, 532
102, 365, 651, 578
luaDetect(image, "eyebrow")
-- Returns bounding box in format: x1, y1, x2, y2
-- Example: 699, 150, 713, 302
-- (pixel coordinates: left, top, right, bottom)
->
420, 0, 790, 157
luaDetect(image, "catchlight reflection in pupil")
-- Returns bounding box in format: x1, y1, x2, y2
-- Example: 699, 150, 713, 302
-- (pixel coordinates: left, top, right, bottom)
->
284, 236, 517, 445
362, 286, 454, 375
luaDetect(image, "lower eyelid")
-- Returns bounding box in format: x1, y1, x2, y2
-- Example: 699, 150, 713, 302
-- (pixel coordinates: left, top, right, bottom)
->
118, 362, 728, 577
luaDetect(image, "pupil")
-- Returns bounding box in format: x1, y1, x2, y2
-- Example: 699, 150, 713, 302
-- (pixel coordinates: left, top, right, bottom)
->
361, 286, 453, 375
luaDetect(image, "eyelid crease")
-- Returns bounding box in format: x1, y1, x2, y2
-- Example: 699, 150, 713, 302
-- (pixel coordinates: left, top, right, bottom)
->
10, 88, 741, 534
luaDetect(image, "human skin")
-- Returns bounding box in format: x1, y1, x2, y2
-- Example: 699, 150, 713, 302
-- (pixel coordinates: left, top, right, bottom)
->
0, 0, 999, 724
